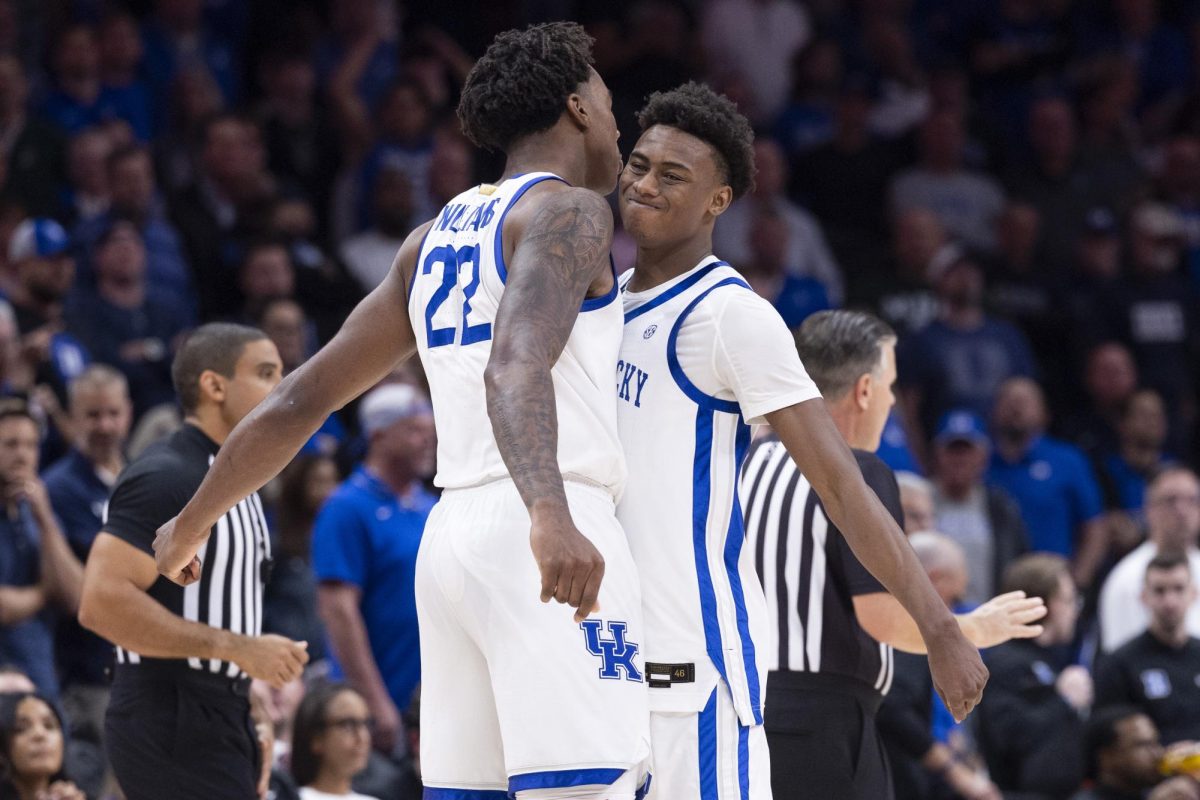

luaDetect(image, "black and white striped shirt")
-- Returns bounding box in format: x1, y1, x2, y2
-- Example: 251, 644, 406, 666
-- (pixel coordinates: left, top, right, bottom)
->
102, 424, 271, 679
741, 437, 900, 696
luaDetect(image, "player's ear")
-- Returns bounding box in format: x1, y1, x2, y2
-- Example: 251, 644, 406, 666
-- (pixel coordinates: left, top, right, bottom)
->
709, 185, 733, 218
565, 88, 590, 132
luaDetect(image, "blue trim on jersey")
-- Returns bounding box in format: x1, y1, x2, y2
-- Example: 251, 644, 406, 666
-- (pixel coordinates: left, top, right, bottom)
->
507, 768, 625, 794
738, 721, 750, 800
725, 419, 763, 725
698, 688, 719, 800
422, 788, 508, 800
692, 407, 730, 689
492, 174, 567, 285
623, 261, 727, 324
636, 773, 653, 800
407, 222, 435, 300
666, 277, 752, 414
580, 253, 619, 312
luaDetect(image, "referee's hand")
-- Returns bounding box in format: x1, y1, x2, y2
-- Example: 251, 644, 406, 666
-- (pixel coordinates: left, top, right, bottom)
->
233, 634, 309, 689
153, 516, 204, 586
927, 625, 989, 723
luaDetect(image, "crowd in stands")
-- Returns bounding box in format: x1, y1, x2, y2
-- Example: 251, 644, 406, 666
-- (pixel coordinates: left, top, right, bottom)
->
0, 0, 1199, 798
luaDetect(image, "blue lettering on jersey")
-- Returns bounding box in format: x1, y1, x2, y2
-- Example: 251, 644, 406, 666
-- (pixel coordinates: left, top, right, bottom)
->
435, 198, 500, 232
580, 620, 643, 682
615, 359, 650, 408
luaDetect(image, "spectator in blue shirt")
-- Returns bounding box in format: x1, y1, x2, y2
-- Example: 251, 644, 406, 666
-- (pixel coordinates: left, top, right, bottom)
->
989, 377, 1108, 589
40, 25, 151, 141
0, 403, 84, 701
313, 384, 436, 758
1096, 389, 1173, 517
43, 365, 130, 743
141, 0, 240, 125
741, 206, 832, 330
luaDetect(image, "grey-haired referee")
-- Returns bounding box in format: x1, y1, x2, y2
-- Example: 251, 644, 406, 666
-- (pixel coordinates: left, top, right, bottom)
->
79, 323, 309, 800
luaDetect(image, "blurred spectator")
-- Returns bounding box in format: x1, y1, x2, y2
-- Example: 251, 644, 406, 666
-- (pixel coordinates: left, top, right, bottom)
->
0, 55, 64, 219
1060, 341, 1139, 459
263, 454, 338, 663
896, 470, 935, 534
862, 16, 930, 140
608, 1, 694, 152
1100, 468, 1200, 652
700, 0, 810, 125
98, 11, 154, 140
314, 0, 398, 113
1077, 58, 1141, 172
712, 137, 843, 303
1096, 552, 1200, 745
773, 39, 841, 158
238, 239, 295, 320
0, 404, 84, 700
141, 0, 241, 115
426, 132, 474, 211
1096, 203, 1198, 454
6, 219, 90, 402
890, 110, 1006, 253
290, 683, 381, 800
65, 220, 189, 415
170, 112, 277, 319
897, 253, 1037, 455
989, 377, 1108, 587
61, 128, 111, 226
156, 65, 225, 193
0, 693, 86, 800
257, 296, 310, 376
1064, 209, 1125, 366
40, 25, 150, 142
43, 366, 130, 744
1156, 135, 1200, 293
1096, 389, 1173, 515
930, 409, 1030, 607
873, 208, 948, 335
979, 554, 1090, 800
793, 79, 905, 280
313, 385, 436, 756
739, 207, 831, 329
1071, 707, 1169, 800
339, 165, 414, 293
73, 143, 194, 316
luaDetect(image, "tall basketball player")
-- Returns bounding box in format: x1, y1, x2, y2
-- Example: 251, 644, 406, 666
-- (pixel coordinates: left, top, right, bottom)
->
613, 82, 988, 799
153, 23, 651, 800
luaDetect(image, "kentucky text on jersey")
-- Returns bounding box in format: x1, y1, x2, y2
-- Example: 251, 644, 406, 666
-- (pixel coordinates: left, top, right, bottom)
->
616, 359, 650, 407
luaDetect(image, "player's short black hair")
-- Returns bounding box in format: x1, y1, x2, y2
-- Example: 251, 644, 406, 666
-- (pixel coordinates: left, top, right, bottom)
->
636, 81, 756, 199
457, 22, 595, 153
171, 323, 268, 413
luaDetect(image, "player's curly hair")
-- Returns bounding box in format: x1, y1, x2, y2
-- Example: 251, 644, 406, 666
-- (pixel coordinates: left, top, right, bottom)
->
457, 22, 595, 153
636, 81, 756, 198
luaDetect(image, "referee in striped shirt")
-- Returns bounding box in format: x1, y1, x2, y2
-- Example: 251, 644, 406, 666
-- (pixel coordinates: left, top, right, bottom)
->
79, 323, 309, 800
742, 310, 1045, 800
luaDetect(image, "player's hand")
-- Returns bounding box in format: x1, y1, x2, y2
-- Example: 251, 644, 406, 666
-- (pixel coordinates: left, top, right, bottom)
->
926, 624, 989, 723
965, 591, 1047, 648
1055, 665, 1093, 712
153, 515, 204, 586
372, 695, 403, 755
7, 475, 50, 516
36, 781, 86, 800
233, 635, 309, 689
529, 503, 605, 623
946, 762, 1002, 800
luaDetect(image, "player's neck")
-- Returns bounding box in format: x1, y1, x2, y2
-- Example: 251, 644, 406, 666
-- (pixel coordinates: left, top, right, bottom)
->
501, 133, 589, 189
628, 236, 714, 292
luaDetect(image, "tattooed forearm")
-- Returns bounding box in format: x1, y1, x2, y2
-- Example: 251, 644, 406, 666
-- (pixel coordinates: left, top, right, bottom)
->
484, 187, 614, 512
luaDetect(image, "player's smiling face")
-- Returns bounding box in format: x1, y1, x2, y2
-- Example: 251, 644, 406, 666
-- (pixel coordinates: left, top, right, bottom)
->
619, 125, 732, 248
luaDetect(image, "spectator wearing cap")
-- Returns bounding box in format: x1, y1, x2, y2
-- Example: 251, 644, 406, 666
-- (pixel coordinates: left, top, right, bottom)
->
0, 55, 67, 219
65, 220, 190, 416
5, 219, 90, 403
931, 409, 1029, 607
896, 251, 1036, 465
989, 377, 1108, 588
313, 384, 436, 758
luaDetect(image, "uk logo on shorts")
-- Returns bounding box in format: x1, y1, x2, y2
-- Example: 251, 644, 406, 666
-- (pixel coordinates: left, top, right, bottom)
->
580, 619, 643, 682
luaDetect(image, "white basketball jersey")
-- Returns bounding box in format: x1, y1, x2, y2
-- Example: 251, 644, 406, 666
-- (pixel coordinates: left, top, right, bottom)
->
615, 257, 769, 728
408, 172, 626, 495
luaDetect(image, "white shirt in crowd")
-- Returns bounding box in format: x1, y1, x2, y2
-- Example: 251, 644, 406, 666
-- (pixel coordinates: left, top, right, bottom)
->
1098, 541, 1200, 652
340, 230, 407, 292
299, 788, 379, 800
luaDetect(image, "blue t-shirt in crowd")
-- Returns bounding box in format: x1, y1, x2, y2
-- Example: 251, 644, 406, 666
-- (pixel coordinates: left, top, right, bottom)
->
988, 436, 1103, 557
0, 503, 58, 699
43, 449, 113, 687
771, 274, 832, 330
1099, 452, 1172, 515
40, 84, 153, 141
311, 467, 436, 713
876, 411, 922, 475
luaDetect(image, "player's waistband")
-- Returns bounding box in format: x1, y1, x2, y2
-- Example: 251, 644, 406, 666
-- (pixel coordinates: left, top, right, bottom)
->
440, 473, 618, 504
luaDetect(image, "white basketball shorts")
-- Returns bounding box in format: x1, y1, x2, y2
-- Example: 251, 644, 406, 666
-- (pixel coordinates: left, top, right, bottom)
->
416, 478, 651, 799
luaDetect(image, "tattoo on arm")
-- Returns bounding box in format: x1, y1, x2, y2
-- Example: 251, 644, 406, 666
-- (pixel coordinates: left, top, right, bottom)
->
485, 188, 613, 512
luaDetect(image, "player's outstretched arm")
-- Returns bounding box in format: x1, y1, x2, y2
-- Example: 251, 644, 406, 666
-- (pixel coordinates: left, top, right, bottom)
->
766, 398, 990, 721
485, 186, 613, 623
154, 223, 431, 584
854, 590, 1046, 654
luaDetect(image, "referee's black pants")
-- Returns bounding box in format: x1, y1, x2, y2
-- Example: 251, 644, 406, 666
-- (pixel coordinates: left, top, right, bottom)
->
105, 665, 260, 800
764, 671, 893, 800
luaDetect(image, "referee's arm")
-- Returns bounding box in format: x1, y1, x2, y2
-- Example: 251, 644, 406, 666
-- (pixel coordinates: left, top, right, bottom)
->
79, 534, 306, 687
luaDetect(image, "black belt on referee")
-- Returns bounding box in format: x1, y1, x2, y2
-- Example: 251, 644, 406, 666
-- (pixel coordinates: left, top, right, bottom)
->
112, 661, 251, 698
767, 670, 884, 715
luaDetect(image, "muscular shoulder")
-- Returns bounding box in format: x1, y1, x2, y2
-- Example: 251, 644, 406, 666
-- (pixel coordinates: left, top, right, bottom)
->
393, 219, 436, 297
502, 183, 614, 256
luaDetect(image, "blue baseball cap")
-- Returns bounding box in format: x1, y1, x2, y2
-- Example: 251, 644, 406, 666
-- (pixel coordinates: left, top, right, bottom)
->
935, 409, 989, 447
8, 218, 69, 262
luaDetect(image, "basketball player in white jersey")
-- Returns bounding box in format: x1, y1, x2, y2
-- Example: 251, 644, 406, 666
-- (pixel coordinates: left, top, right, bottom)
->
153, 23, 652, 800
614, 82, 989, 799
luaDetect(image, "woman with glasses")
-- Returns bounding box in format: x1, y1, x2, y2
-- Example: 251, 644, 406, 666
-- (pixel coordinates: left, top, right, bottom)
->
290, 683, 379, 800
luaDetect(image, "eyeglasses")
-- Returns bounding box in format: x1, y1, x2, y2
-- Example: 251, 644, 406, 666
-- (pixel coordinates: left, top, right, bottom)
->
324, 717, 373, 735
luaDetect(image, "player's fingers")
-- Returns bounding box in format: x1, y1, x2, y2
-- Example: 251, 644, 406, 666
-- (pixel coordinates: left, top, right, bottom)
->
1010, 624, 1044, 639
539, 560, 559, 604
574, 566, 604, 623
553, 562, 576, 604
991, 590, 1026, 603
565, 567, 586, 609
1013, 604, 1048, 623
